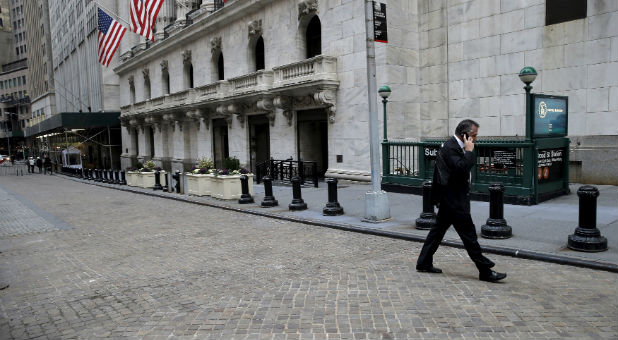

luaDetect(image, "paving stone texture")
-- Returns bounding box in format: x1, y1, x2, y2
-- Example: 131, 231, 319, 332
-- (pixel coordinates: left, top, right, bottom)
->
0, 175, 616, 340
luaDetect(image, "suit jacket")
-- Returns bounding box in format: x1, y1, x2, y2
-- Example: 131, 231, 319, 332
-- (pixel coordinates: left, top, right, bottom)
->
431, 136, 475, 215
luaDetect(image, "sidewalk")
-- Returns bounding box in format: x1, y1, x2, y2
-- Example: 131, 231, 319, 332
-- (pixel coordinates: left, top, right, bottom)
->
60, 173, 618, 272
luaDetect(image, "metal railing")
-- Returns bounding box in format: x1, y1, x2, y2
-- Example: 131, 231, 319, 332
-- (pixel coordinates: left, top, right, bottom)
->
255, 159, 319, 188
382, 139, 536, 202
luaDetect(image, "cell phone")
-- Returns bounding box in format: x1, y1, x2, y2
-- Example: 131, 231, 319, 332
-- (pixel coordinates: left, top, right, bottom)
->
463, 133, 468, 140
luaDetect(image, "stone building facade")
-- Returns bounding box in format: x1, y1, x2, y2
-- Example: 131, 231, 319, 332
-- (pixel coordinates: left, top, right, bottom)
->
116, 0, 617, 184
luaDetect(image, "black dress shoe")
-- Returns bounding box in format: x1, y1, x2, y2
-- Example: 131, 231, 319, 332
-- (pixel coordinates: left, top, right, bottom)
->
479, 270, 507, 282
416, 265, 443, 273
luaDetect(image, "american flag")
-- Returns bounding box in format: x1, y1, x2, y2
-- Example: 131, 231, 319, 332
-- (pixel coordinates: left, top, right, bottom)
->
130, 0, 164, 41
98, 8, 126, 67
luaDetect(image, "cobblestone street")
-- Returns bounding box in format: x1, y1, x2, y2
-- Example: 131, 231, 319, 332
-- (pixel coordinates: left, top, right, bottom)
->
0, 175, 616, 340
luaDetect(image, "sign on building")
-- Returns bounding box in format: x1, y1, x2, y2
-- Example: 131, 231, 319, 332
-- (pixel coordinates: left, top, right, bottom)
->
373, 2, 387, 43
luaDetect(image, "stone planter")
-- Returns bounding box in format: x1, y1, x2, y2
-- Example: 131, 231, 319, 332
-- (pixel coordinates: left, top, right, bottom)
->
138, 171, 165, 189
126, 171, 140, 187
186, 173, 253, 199
211, 174, 254, 200
186, 173, 215, 196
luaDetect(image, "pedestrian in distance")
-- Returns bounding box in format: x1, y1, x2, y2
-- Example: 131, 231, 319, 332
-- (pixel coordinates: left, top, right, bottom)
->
44, 155, 52, 175
28, 157, 35, 173
416, 119, 507, 282
36, 157, 42, 173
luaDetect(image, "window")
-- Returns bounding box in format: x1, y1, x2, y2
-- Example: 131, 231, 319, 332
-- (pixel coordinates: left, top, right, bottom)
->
129, 82, 135, 104
306, 16, 321, 59
255, 36, 265, 71
22, 76, 25, 85
144, 77, 151, 99
217, 53, 224, 80
183, 60, 194, 89
546, 0, 586, 25
162, 69, 170, 95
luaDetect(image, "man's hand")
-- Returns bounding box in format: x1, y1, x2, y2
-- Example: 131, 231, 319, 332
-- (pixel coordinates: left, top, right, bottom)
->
463, 135, 475, 152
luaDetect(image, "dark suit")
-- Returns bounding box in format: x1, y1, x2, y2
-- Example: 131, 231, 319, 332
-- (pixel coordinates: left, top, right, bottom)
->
417, 136, 494, 274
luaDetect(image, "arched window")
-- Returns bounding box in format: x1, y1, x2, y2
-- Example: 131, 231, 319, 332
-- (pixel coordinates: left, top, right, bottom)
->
305, 16, 321, 59
184, 63, 194, 89
217, 53, 224, 80
162, 70, 170, 95
129, 83, 135, 104
255, 36, 265, 71
144, 78, 151, 100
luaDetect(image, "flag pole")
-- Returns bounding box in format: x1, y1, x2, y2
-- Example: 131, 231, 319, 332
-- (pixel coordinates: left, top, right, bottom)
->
93, 0, 132, 27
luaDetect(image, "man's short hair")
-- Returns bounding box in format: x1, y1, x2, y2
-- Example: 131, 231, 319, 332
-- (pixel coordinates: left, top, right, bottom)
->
455, 119, 480, 136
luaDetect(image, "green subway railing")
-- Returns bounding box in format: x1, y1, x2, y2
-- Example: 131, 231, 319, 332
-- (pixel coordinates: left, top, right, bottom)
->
381, 138, 547, 204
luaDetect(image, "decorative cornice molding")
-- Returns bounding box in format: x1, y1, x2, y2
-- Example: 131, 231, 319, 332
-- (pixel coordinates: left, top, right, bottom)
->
182, 50, 192, 65
298, 0, 318, 20
210, 36, 222, 53
273, 96, 292, 126
142, 68, 150, 81
248, 19, 262, 37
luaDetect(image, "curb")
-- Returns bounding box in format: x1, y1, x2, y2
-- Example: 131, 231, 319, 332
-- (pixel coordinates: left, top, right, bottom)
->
59, 174, 618, 274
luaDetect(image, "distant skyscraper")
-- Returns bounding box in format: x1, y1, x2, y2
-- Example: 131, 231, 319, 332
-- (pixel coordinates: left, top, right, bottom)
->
49, 0, 122, 113
24, 0, 56, 125
0, 0, 15, 65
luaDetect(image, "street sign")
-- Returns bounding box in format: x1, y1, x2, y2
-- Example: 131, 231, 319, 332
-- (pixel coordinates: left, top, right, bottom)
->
373, 2, 387, 43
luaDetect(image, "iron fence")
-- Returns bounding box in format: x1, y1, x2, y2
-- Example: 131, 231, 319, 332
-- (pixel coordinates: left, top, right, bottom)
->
256, 159, 319, 187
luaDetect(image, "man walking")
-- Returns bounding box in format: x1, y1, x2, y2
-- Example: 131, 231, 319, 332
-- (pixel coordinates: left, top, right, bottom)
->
416, 119, 507, 282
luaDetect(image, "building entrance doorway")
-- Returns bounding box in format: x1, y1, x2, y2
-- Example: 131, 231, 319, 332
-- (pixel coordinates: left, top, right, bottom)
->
297, 109, 328, 177
249, 115, 270, 173
212, 119, 229, 169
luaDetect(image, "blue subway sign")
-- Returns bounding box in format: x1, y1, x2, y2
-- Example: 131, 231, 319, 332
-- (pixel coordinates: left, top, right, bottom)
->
533, 94, 568, 137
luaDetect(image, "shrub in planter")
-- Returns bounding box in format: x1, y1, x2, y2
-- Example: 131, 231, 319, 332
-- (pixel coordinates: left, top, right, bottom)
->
224, 157, 240, 171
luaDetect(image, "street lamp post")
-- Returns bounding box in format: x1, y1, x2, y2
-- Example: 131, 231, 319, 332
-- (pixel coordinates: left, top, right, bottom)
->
519, 66, 537, 142
379, 85, 391, 142
362, 0, 390, 222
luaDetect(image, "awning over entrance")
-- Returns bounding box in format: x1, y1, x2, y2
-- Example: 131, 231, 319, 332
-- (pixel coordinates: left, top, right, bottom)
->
25, 112, 120, 137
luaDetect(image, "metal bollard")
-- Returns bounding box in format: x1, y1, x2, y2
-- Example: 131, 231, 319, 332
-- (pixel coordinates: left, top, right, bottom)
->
88, 169, 94, 180
163, 172, 169, 191
120, 170, 127, 185
323, 178, 344, 216
103, 169, 110, 183
261, 176, 278, 207
153, 170, 163, 190
415, 181, 436, 230
568, 185, 607, 252
481, 183, 512, 239
238, 175, 255, 204
113, 170, 120, 184
172, 170, 181, 193
289, 176, 307, 211
94, 169, 101, 182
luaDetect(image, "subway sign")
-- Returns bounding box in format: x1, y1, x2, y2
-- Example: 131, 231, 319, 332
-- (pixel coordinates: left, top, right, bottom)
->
533, 94, 568, 137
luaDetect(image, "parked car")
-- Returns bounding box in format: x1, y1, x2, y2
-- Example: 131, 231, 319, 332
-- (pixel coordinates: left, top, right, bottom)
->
0, 154, 9, 165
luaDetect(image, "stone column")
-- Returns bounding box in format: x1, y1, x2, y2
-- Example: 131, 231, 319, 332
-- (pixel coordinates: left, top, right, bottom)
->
227, 104, 250, 168
201, 0, 215, 12
120, 120, 133, 170
154, 0, 175, 41
137, 125, 148, 163
195, 109, 212, 160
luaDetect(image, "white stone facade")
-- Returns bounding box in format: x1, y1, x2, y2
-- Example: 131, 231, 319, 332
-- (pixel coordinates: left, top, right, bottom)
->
116, 0, 617, 184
